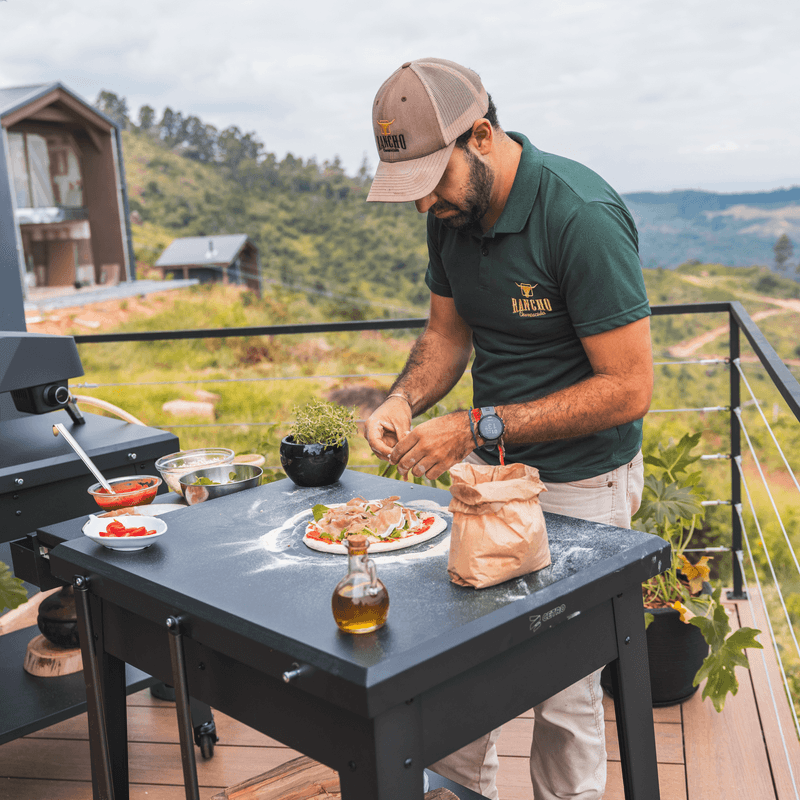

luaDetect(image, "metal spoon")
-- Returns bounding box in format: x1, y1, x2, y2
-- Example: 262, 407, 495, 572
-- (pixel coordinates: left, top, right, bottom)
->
53, 422, 116, 493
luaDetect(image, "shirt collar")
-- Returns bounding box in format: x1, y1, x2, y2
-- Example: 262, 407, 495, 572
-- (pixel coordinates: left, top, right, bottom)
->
490, 132, 541, 236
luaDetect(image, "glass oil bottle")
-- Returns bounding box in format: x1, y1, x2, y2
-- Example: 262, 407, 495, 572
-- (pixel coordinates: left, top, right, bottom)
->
332, 535, 389, 633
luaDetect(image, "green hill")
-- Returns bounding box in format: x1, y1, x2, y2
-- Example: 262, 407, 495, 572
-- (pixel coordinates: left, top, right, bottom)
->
623, 188, 800, 269
112, 98, 799, 307
122, 128, 430, 314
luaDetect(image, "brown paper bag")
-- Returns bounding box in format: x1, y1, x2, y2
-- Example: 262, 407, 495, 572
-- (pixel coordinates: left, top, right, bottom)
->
447, 462, 550, 589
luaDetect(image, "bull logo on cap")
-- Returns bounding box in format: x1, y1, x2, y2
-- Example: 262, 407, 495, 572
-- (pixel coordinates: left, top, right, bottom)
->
377, 119, 396, 136
515, 282, 538, 298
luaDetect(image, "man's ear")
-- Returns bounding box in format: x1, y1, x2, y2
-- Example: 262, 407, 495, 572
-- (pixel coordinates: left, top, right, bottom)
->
471, 119, 494, 154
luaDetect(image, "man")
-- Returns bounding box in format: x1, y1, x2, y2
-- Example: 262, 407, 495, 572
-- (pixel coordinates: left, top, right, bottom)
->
364, 58, 652, 800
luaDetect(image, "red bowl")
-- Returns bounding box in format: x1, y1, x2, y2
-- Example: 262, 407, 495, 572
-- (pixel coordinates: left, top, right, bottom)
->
87, 475, 162, 511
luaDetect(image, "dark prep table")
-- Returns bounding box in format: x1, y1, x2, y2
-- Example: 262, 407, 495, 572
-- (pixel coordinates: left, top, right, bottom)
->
48, 470, 669, 800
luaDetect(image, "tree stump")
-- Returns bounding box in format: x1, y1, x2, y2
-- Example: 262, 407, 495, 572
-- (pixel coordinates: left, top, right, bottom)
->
211, 755, 456, 800
23, 634, 83, 677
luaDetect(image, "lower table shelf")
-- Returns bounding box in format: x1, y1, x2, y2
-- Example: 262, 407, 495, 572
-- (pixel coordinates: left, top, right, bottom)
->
0, 625, 156, 745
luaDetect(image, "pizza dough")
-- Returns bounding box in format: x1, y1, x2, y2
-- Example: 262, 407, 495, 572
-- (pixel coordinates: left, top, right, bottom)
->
303, 499, 447, 554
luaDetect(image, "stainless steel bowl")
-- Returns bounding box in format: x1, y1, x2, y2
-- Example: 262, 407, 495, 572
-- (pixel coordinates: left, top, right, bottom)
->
179, 464, 263, 505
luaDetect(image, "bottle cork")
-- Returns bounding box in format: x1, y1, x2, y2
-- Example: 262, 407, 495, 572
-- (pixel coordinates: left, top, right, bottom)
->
345, 535, 369, 553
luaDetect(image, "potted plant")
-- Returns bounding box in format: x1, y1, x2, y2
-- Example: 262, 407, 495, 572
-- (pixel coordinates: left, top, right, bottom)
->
603, 431, 762, 711
279, 399, 357, 487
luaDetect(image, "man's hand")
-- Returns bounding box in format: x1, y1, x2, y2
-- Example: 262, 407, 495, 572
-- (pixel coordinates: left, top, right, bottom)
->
365, 396, 413, 460
389, 411, 474, 481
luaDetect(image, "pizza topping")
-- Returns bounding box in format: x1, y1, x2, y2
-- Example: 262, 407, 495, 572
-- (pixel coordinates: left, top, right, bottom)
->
307, 497, 434, 545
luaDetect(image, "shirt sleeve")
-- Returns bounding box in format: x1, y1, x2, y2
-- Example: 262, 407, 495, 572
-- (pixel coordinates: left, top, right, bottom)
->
423, 215, 453, 297
555, 201, 650, 338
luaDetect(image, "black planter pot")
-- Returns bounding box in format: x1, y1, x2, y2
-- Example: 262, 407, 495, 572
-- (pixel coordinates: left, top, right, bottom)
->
37, 585, 80, 649
279, 436, 349, 487
602, 604, 710, 707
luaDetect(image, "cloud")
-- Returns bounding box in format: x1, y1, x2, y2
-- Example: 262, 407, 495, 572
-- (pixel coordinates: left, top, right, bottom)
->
1, 0, 799, 193
705, 141, 740, 153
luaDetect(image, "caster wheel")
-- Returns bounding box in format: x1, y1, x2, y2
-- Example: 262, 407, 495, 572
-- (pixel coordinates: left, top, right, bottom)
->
198, 733, 215, 759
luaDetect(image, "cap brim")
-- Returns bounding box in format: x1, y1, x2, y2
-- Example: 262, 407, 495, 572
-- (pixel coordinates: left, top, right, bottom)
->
366, 140, 456, 203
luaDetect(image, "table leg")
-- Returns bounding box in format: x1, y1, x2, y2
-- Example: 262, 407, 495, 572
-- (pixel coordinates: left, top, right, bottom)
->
336, 701, 426, 800
166, 616, 201, 800
74, 576, 129, 800
609, 589, 660, 800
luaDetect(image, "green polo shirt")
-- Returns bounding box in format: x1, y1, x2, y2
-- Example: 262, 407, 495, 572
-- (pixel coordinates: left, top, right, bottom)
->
424, 132, 650, 482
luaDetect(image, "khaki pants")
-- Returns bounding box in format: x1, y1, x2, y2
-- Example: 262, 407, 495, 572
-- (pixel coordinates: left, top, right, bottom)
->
430, 451, 644, 800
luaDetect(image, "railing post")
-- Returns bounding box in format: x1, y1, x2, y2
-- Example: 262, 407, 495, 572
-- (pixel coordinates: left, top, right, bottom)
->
728, 311, 746, 599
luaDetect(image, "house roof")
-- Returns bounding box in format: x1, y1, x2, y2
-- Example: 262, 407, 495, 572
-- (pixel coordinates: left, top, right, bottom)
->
155, 235, 254, 268
0, 84, 52, 117
0, 82, 118, 129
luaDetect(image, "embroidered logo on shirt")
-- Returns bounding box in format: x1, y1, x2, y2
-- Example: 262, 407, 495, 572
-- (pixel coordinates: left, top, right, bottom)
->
515, 282, 537, 297
512, 283, 552, 318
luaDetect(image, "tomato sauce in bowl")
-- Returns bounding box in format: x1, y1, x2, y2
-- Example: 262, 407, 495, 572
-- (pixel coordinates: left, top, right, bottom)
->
87, 475, 162, 511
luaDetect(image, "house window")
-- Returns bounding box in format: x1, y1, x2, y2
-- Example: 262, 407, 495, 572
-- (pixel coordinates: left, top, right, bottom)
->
49, 136, 83, 207
8, 132, 31, 208
6, 131, 84, 209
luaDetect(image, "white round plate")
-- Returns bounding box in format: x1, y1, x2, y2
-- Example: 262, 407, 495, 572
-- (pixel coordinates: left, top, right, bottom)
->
82, 515, 168, 551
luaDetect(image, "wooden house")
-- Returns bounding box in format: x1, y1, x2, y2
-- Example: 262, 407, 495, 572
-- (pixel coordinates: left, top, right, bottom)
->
0, 83, 136, 301
154, 234, 261, 295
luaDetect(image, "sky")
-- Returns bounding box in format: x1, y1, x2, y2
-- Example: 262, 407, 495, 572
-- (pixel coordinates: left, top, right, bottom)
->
1, 0, 799, 195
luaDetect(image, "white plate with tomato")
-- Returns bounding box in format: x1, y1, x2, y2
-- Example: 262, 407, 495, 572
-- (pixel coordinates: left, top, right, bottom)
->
82, 515, 168, 551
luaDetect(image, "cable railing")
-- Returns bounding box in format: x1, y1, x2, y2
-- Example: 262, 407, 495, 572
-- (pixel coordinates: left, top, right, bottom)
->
73, 300, 800, 766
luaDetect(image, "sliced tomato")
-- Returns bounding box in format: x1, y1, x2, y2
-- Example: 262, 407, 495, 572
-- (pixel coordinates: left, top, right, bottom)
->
100, 521, 156, 538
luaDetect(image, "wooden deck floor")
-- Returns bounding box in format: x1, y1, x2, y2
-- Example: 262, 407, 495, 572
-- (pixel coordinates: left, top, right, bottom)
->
1, 595, 799, 800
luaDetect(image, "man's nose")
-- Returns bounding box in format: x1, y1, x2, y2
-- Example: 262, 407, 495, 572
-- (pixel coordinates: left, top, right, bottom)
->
415, 193, 436, 214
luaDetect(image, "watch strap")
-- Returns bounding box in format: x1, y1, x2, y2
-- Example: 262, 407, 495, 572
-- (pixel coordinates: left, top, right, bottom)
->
468, 408, 480, 449
471, 406, 506, 465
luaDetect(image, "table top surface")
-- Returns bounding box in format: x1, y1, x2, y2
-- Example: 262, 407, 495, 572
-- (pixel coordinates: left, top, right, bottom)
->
48, 471, 669, 699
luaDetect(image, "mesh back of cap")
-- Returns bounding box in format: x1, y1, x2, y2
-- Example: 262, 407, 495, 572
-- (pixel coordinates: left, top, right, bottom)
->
414, 60, 488, 143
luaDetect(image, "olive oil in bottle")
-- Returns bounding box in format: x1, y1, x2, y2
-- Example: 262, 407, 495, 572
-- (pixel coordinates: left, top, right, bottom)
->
332, 535, 389, 633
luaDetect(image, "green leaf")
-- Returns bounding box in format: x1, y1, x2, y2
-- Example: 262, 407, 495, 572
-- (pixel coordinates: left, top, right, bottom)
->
682, 593, 714, 619
634, 475, 704, 530
312, 504, 330, 522
644, 611, 654, 629
688, 586, 763, 712
380, 462, 398, 479
435, 471, 452, 487
645, 432, 703, 480
0, 561, 28, 613
693, 626, 762, 712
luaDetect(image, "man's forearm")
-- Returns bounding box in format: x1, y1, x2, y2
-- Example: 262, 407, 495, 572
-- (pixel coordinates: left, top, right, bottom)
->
390, 327, 472, 416
496, 372, 652, 447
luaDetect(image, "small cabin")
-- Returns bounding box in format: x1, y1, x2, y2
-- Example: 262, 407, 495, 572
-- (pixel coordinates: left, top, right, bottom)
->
154, 235, 261, 295
0, 83, 136, 295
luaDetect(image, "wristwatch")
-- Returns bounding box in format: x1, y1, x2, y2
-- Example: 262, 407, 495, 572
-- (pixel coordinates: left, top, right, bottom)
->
475, 406, 504, 446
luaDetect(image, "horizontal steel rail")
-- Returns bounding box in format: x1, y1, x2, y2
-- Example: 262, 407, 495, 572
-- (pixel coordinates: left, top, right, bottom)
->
72, 317, 429, 344
71, 301, 800, 421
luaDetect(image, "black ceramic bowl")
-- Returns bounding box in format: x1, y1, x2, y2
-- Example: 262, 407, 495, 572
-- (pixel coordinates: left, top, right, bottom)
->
279, 436, 349, 487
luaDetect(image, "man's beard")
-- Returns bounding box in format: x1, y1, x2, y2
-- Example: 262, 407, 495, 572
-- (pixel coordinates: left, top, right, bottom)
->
433, 149, 494, 232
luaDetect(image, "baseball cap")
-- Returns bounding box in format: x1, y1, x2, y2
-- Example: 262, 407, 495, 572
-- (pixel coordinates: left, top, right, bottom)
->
366, 58, 489, 203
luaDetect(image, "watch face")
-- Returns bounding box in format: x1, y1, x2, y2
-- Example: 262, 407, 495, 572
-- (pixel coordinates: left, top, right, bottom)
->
478, 414, 504, 441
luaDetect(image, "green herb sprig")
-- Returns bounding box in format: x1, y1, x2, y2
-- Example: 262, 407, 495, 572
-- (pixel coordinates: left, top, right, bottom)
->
290, 400, 357, 447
